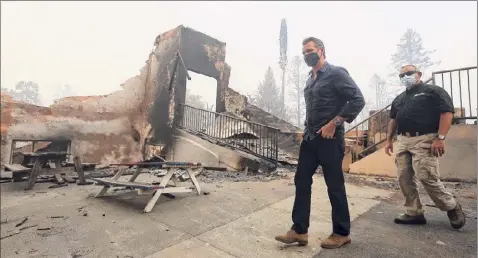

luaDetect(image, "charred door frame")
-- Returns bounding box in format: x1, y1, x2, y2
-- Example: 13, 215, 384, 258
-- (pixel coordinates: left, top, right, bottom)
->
146, 26, 230, 159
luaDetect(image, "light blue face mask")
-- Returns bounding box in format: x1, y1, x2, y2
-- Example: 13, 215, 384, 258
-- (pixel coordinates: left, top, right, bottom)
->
400, 75, 416, 88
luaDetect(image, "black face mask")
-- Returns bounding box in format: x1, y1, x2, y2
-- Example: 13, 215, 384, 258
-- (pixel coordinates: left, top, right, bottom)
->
304, 52, 320, 67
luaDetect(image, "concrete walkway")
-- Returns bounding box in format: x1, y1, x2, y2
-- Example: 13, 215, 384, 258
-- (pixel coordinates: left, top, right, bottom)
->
146, 178, 391, 258
0, 173, 392, 258
315, 198, 477, 258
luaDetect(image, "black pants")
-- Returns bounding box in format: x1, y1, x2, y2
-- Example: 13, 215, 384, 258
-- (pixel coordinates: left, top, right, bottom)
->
291, 133, 350, 236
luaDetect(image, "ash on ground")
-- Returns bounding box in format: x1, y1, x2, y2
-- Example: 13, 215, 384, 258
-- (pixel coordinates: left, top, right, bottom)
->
197, 167, 292, 184
95, 166, 294, 184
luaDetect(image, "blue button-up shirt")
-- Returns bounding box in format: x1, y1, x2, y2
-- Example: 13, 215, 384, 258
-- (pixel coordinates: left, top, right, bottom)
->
303, 62, 365, 141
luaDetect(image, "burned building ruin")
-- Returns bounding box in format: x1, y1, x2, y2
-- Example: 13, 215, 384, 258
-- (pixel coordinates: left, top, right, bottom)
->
1, 25, 303, 172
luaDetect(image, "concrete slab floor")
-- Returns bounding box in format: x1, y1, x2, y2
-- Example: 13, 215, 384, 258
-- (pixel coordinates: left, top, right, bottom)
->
196, 207, 331, 258
314, 198, 477, 258
0, 172, 433, 258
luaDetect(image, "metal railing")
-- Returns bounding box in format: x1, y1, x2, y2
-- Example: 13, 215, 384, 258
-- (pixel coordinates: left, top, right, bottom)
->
345, 78, 433, 163
345, 104, 393, 162
432, 66, 477, 122
176, 103, 279, 163
345, 65, 477, 163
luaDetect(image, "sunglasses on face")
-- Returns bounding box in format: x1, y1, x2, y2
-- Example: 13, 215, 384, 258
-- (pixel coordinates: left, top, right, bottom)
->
399, 71, 417, 78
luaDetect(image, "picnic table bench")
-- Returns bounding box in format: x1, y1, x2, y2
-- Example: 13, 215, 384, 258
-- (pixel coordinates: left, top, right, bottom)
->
4, 153, 89, 188
91, 161, 203, 213
3, 163, 31, 182
22, 152, 72, 190
5, 152, 69, 185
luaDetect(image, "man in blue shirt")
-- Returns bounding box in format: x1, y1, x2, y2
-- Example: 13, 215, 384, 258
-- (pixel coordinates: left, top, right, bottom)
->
275, 37, 365, 249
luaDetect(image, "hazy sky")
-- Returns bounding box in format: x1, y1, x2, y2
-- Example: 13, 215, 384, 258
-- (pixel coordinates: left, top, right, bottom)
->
1, 1, 477, 108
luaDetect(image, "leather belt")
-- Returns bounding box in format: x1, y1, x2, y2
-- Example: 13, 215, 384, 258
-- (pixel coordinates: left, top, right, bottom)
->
398, 132, 431, 137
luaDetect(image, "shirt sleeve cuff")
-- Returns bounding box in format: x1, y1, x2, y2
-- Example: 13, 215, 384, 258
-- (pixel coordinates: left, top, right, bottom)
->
439, 108, 455, 113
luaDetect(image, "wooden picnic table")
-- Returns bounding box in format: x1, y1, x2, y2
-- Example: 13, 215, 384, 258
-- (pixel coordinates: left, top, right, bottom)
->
21, 152, 69, 168
91, 162, 203, 213
24, 152, 70, 190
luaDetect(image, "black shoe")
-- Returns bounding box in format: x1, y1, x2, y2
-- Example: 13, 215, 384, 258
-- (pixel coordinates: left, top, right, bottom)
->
394, 214, 427, 225
447, 203, 466, 229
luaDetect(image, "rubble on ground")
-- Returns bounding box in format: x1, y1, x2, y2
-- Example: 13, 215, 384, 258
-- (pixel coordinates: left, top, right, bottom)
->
197, 167, 291, 184
0, 163, 294, 186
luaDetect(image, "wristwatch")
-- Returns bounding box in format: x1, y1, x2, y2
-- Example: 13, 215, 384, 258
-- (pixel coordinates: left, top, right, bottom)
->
437, 134, 446, 140
333, 118, 343, 126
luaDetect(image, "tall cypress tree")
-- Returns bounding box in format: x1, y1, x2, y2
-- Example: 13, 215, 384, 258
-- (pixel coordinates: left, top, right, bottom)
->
278, 18, 288, 117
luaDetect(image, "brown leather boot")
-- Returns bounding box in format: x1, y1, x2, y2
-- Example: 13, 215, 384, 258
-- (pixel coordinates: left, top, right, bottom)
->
320, 233, 351, 249
275, 229, 308, 246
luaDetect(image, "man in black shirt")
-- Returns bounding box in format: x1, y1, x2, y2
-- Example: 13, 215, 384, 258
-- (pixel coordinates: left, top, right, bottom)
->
275, 37, 365, 249
385, 64, 465, 229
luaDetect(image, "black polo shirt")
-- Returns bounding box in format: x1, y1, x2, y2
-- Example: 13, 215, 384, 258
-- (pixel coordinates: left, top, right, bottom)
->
390, 81, 455, 134
303, 62, 365, 140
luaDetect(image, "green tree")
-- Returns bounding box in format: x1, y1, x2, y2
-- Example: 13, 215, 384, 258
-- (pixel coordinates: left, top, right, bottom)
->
390, 28, 440, 78
9, 81, 42, 105
387, 28, 440, 102
250, 67, 283, 118
288, 55, 309, 127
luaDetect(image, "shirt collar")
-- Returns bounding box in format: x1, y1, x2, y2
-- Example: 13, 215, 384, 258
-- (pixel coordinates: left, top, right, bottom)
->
309, 61, 330, 76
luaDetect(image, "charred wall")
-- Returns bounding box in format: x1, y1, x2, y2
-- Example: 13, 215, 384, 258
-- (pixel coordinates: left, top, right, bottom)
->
146, 27, 182, 155
1, 25, 233, 165
1, 24, 303, 166
1, 26, 182, 164
225, 88, 247, 117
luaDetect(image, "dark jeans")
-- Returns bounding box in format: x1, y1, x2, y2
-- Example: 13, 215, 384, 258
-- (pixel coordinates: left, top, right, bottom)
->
291, 133, 350, 236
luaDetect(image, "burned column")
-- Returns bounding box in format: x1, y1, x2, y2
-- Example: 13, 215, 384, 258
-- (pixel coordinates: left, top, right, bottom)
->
144, 26, 229, 160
